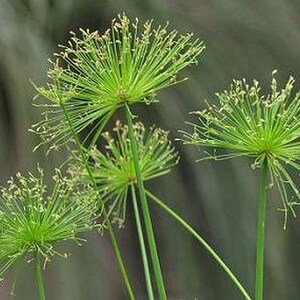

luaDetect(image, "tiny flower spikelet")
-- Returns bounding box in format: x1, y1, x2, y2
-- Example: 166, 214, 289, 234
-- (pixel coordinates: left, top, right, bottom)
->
32, 13, 204, 150
71, 121, 179, 227
182, 71, 300, 227
0, 167, 98, 278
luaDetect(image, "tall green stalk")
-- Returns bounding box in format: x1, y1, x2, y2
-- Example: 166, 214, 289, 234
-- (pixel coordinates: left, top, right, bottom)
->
61, 103, 135, 300
131, 184, 155, 300
255, 160, 268, 300
125, 105, 167, 300
35, 252, 46, 300
182, 74, 300, 300
145, 189, 252, 300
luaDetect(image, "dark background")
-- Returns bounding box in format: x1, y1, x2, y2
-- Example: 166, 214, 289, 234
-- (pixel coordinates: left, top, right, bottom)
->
0, 0, 300, 299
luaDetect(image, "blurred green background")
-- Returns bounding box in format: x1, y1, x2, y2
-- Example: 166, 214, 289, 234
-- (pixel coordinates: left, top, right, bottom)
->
0, 0, 300, 299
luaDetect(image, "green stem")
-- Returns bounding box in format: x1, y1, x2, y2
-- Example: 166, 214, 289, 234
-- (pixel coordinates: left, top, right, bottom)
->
35, 252, 46, 300
131, 184, 155, 300
125, 105, 167, 300
86, 111, 114, 153
255, 160, 268, 300
145, 189, 252, 300
61, 103, 135, 300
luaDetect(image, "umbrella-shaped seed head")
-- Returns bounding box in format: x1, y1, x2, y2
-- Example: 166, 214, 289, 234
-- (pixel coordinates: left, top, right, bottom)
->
182, 71, 300, 228
70, 121, 179, 227
0, 167, 99, 279
32, 13, 204, 150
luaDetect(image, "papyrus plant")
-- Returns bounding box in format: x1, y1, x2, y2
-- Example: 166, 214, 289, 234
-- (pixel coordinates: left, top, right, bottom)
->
33, 13, 204, 299
70, 121, 252, 300
32, 13, 256, 300
70, 121, 179, 227
69, 121, 179, 299
0, 167, 99, 299
182, 72, 300, 300
33, 14, 204, 151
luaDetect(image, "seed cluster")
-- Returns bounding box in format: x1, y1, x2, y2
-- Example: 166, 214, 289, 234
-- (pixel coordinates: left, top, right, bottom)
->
182, 72, 300, 227
0, 167, 99, 278
70, 121, 179, 227
33, 13, 204, 150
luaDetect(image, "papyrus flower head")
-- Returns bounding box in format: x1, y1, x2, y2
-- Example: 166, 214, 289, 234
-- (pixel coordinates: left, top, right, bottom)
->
182, 71, 300, 227
70, 121, 179, 227
32, 13, 204, 150
0, 167, 98, 278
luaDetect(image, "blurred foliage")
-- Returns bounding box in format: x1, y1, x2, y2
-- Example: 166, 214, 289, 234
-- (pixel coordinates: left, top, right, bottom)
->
0, 0, 300, 299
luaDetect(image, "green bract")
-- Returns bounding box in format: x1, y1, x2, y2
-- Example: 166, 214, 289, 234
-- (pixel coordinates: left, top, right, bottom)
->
70, 121, 179, 227
0, 167, 98, 278
182, 72, 300, 227
32, 13, 204, 150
